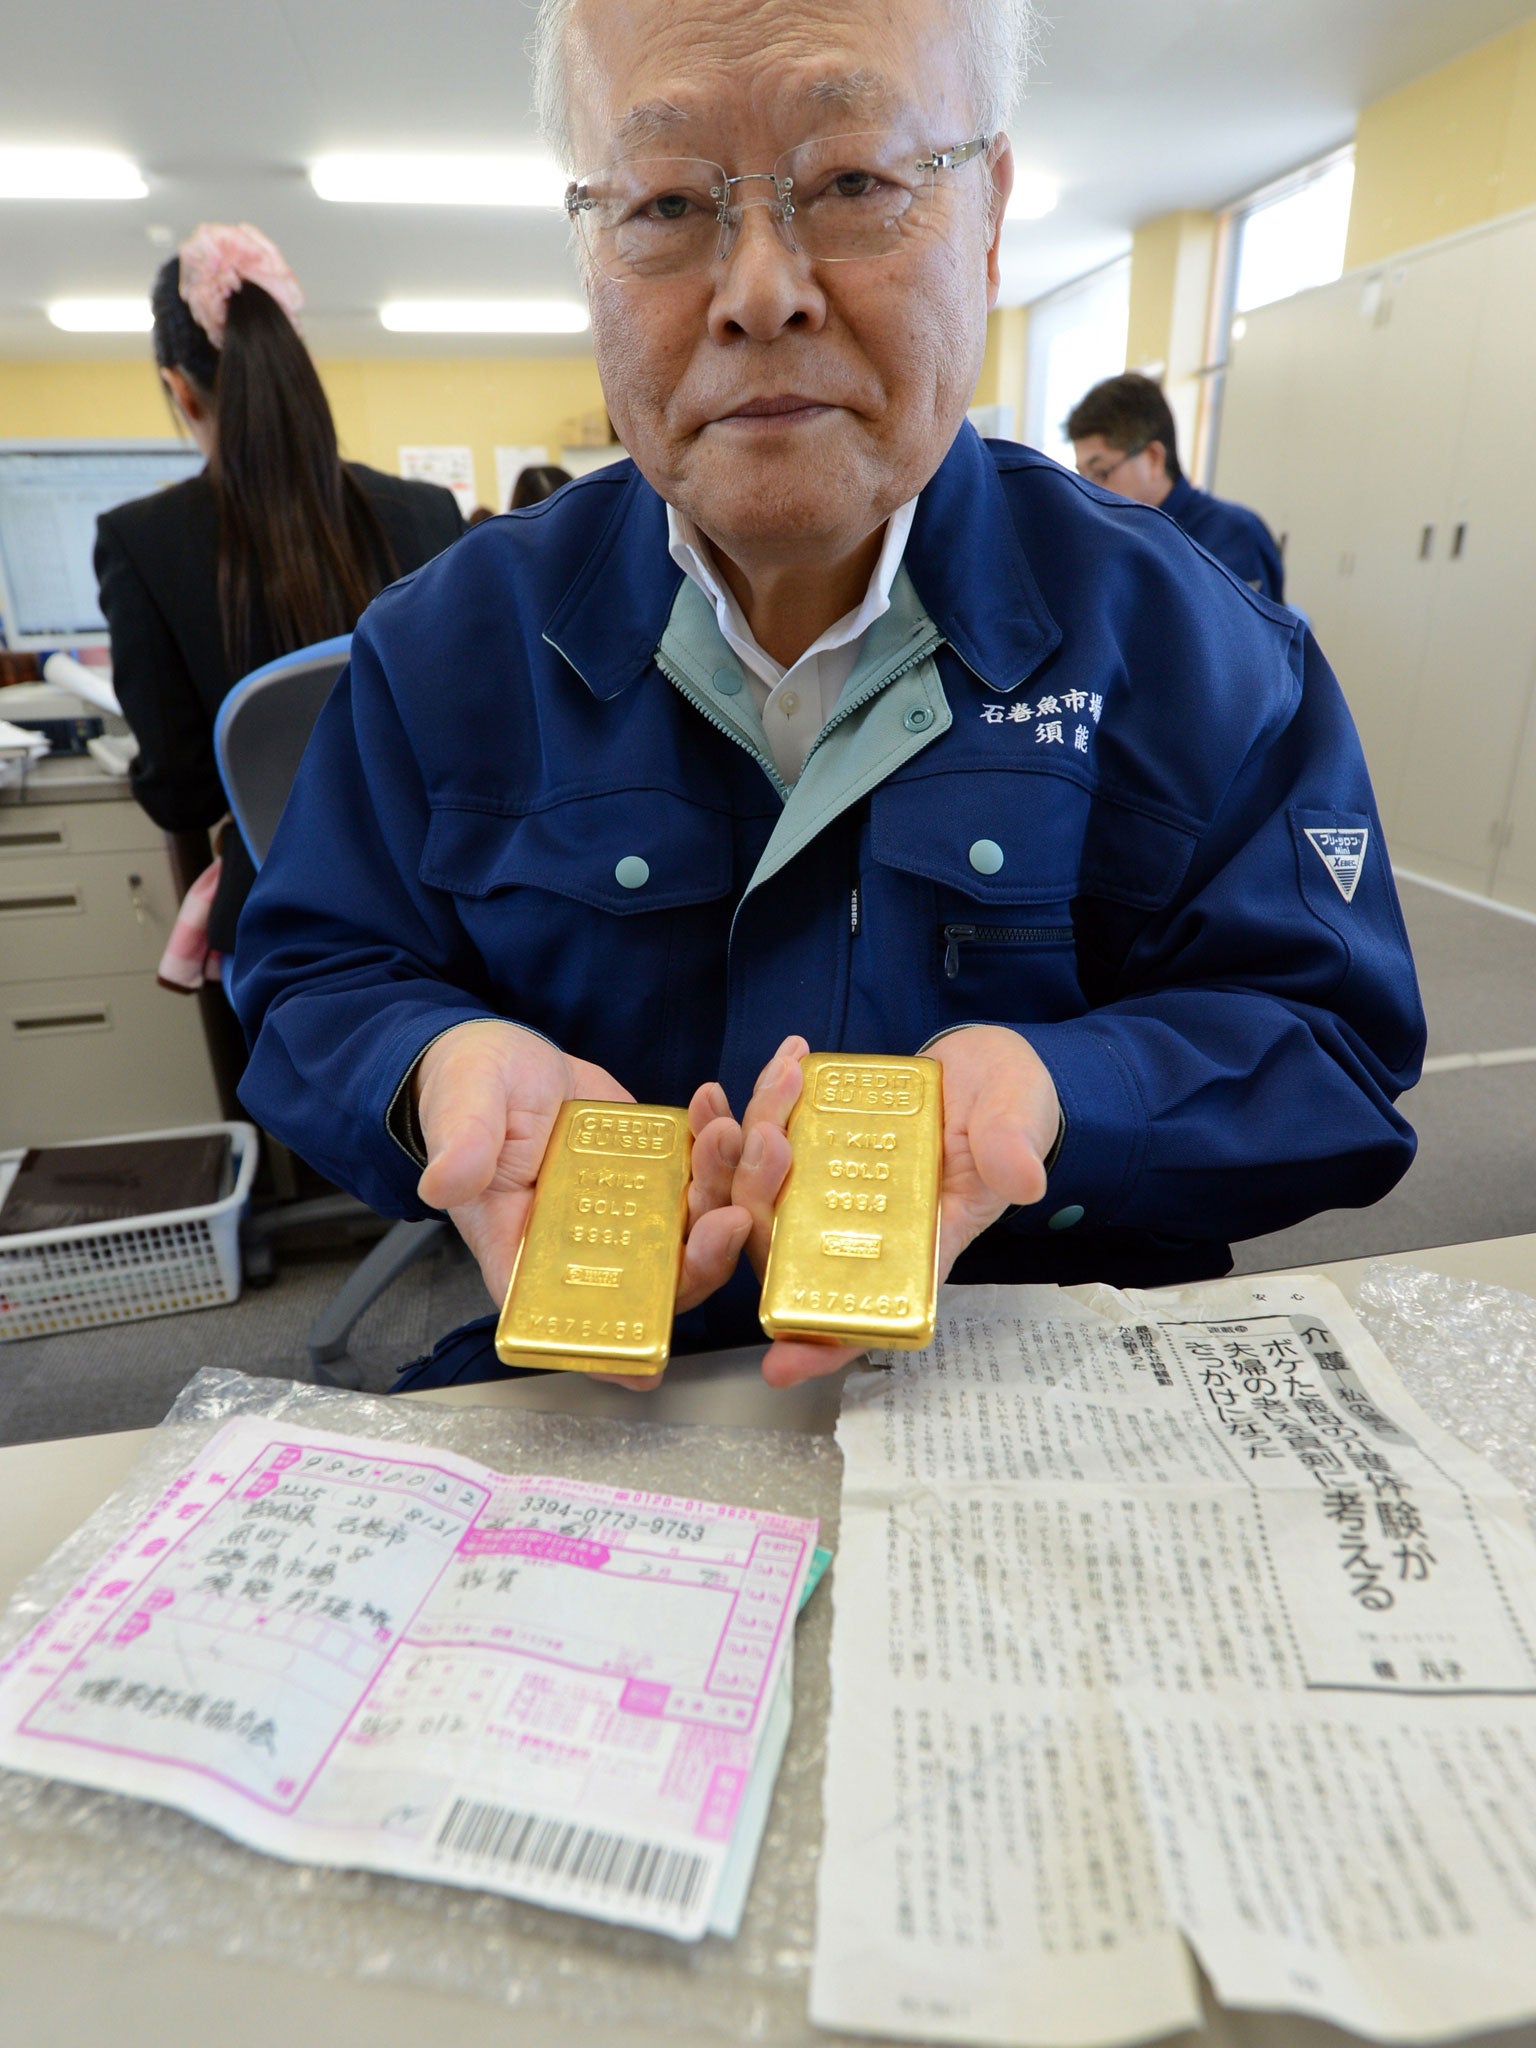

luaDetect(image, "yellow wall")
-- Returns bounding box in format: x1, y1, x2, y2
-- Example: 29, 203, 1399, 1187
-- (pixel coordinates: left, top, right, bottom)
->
0, 353, 610, 509
1126, 210, 1216, 469
1347, 14, 1536, 268
0, 359, 174, 440
2, 329, 1018, 488
974, 305, 1029, 424
319, 356, 608, 506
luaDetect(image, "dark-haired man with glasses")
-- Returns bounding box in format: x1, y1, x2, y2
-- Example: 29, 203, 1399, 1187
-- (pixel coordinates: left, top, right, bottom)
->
1068, 370, 1286, 601
235, 0, 1421, 1392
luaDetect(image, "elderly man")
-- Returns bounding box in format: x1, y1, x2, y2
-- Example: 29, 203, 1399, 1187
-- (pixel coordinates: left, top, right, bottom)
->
234, 0, 1423, 1391
1068, 371, 1286, 601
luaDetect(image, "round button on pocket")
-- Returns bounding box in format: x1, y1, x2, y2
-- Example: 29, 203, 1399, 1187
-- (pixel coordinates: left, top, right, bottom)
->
903, 704, 934, 732
1047, 1204, 1085, 1231
968, 838, 1005, 875
614, 856, 650, 890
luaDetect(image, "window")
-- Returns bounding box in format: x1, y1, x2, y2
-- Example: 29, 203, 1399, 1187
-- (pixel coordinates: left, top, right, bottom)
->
1021, 258, 1131, 466
1232, 148, 1355, 315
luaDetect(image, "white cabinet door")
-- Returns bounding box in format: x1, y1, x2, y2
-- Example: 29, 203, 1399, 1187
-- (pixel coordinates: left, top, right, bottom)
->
1336, 238, 1490, 841
1390, 219, 1536, 892
1477, 215, 1536, 913
1494, 703, 1536, 915
1215, 292, 1304, 535
1215, 246, 1485, 832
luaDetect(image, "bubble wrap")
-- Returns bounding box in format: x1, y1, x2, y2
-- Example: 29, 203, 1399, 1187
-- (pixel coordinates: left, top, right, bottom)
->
0, 1368, 856, 2044
1354, 1260, 1536, 1514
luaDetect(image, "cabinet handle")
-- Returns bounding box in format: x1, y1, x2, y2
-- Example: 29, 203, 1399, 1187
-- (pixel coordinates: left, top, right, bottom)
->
9, 1007, 112, 1036
0, 888, 80, 915
0, 828, 65, 850
1451, 523, 1468, 560
1419, 525, 1435, 560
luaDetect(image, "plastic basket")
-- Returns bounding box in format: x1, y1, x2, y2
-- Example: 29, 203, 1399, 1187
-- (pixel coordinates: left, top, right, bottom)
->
0, 1122, 259, 1341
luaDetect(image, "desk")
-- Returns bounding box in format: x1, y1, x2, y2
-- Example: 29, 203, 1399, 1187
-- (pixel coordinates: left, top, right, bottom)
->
0, 751, 221, 1147
3, 1235, 1535, 2048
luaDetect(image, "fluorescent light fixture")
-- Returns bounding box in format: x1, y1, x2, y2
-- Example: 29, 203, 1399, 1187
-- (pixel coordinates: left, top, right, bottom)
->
312, 152, 567, 208
380, 299, 589, 334
47, 298, 154, 332
0, 148, 146, 200
1007, 173, 1059, 222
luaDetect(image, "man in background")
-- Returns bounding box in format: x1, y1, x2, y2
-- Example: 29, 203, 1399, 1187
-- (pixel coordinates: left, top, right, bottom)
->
1067, 371, 1285, 601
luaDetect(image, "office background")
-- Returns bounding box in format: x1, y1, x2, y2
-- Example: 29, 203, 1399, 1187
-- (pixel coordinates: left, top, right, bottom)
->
3, 1, 1536, 1438
4, 10, 1536, 503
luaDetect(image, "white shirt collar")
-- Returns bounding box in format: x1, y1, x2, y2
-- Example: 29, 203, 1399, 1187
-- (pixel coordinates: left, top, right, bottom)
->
665, 496, 918, 690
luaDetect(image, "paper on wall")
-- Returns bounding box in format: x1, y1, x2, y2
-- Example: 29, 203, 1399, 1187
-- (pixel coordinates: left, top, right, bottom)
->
811, 1275, 1536, 2046
398, 444, 477, 517
494, 444, 551, 511
0, 1420, 816, 1942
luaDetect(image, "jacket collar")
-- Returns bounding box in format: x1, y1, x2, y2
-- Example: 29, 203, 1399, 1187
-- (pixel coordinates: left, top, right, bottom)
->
542, 464, 682, 700
543, 422, 1061, 700
1162, 474, 1197, 519
901, 422, 1061, 694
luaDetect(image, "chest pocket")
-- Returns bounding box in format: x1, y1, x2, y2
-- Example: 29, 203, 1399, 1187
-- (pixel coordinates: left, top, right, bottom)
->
866, 767, 1196, 1028
419, 790, 738, 1105
421, 789, 734, 913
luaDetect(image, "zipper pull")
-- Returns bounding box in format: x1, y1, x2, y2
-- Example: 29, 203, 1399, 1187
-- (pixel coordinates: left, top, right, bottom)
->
850, 885, 861, 937
943, 924, 974, 978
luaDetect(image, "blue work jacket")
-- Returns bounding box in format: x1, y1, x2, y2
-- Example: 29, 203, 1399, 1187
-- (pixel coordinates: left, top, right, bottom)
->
234, 426, 1422, 1353
1162, 474, 1286, 603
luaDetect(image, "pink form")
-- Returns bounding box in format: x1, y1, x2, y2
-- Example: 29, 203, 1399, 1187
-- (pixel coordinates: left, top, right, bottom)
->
0, 1423, 818, 1941
5, 1431, 489, 1811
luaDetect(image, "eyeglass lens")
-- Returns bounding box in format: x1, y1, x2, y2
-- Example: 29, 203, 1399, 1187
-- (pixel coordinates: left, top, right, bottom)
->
568, 130, 945, 280
1089, 445, 1147, 484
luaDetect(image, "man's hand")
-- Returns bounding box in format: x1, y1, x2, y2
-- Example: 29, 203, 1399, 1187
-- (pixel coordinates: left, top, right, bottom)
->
729, 1028, 1061, 1388
414, 1020, 750, 1390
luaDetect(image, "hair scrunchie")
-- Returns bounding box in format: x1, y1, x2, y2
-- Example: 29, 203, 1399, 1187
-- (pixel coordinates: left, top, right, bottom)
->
177, 222, 304, 348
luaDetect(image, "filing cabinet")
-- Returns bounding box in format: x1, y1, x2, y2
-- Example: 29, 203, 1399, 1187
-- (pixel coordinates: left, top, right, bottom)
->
0, 766, 221, 1149
1216, 207, 1536, 914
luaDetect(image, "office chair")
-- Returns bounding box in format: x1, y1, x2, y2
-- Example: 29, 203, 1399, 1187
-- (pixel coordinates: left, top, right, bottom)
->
214, 636, 448, 1382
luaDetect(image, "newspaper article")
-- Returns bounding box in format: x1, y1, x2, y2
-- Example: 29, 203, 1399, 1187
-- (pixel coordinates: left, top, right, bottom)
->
811, 1276, 1536, 2046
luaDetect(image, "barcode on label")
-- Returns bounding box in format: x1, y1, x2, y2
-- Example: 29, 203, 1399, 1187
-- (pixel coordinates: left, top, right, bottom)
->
435, 1796, 708, 1913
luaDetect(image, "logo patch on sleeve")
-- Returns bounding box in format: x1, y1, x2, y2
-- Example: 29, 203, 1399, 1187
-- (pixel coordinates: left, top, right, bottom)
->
1304, 826, 1369, 903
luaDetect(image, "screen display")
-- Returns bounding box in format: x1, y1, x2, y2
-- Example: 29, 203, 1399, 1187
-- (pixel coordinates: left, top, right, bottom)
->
0, 443, 206, 647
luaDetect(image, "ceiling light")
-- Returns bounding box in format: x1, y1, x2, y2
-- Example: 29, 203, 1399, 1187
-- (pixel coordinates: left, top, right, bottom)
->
380, 300, 589, 335
1007, 174, 1060, 222
0, 148, 147, 200
47, 298, 154, 332
312, 153, 567, 208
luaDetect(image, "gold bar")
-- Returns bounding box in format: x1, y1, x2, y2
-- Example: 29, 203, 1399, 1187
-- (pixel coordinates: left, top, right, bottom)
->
494, 1100, 692, 1375
759, 1054, 943, 1350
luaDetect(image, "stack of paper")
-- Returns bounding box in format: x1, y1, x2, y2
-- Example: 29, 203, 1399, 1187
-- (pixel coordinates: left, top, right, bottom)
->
0, 716, 47, 789
0, 1418, 820, 1941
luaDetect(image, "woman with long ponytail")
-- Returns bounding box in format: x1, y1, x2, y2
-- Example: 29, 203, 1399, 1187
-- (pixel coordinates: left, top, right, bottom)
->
95, 223, 464, 967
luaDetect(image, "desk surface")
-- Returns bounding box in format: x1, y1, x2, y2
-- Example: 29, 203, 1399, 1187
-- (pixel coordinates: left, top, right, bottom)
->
3, 1234, 1534, 2048
0, 746, 131, 805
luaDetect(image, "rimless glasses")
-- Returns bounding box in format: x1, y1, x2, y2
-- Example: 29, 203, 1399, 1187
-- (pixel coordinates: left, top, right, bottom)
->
566, 130, 993, 282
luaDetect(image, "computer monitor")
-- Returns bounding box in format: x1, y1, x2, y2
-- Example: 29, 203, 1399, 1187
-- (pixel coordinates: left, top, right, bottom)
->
0, 439, 206, 652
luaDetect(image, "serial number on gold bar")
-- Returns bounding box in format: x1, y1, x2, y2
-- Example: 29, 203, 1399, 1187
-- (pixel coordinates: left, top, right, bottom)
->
494, 1100, 692, 1375
759, 1054, 942, 1349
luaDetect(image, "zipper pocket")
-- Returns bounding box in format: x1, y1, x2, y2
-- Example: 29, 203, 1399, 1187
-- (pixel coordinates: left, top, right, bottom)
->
943, 921, 1074, 978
